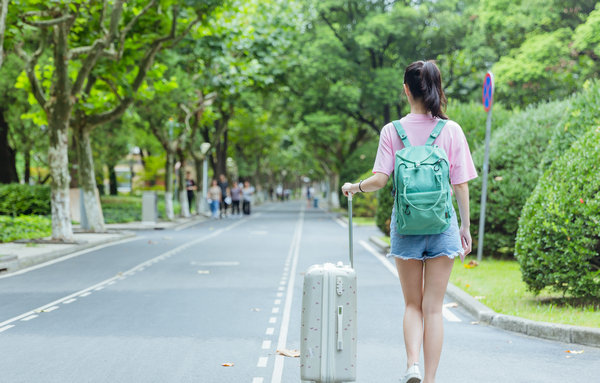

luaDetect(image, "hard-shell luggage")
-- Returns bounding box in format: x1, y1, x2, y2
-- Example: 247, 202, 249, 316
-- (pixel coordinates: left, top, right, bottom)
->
300, 195, 357, 382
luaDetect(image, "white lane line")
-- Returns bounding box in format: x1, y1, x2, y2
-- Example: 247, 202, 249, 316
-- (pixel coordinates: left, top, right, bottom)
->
257, 357, 268, 368
271, 209, 304, 383
0, 219, 249, 330
94, 286, 105, 291
21, 315, 38, 321
252, 378, 264, 383
0, 325, 14, 333
274, 299, 281, 305
359, 240, 398, 276
63, 298, 77, 304
276, 292, 283, 298
359, 240, 462, 323
271, 307, 279, 314
335, 218, 348, 228
269, 317, 277, 324
262, 340, 271, 350
266, 327, 274, 335
277, 286, 284, 291
0, 236, 141, 280
80, 292, 91, 297
442, 307, 461, 322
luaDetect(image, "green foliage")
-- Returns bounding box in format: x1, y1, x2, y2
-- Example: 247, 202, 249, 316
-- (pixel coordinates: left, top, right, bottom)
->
469, 99, 570, 257
515, 127, 600, 299
350, 170, 377, 218
375, 178, 393, 236
446, 100, 513, 151
0, 215, 52, 243
101, 196, 142, 224
338, 138, 378, 206
540, 80, 600, 169
0, 184, 50, 216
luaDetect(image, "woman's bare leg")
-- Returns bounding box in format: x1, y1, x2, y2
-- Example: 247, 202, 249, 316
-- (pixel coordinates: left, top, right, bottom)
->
421, 256, 454, 383
395, 258, 425, 369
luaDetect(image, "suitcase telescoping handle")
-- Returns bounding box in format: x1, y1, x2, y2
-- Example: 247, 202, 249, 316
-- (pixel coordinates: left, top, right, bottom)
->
348, 193, 354, 268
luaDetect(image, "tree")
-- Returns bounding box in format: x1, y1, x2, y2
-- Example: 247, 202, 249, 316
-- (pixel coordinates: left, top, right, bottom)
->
14, 1, 214, 238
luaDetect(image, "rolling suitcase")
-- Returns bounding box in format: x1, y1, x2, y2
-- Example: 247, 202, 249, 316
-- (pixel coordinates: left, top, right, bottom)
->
301, 194, 357, 382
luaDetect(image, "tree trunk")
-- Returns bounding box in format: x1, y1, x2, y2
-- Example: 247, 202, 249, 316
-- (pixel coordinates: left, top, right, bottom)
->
108, 163, 118, 195
164, 151, 175, 220
24, 149, 31, 184
74, 125, 105, 232
0, 109, 18, 184
328, 172, 340, 209
194, 158, 202, 214
47, 24, 74, 242
0, 0, 8, 70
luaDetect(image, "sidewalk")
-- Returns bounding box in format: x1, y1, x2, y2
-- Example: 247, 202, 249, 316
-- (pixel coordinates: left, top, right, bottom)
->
0, 215, 208, 276
365, 235, 600, 348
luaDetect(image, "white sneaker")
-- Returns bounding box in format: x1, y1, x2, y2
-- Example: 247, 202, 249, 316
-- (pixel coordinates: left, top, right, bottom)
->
401, 363, 422, 383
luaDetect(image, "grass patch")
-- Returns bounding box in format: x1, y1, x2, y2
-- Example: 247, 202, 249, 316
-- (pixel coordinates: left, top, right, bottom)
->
352, 217, 375, 226
450, 258, 600, 328
379, 236, 390, 245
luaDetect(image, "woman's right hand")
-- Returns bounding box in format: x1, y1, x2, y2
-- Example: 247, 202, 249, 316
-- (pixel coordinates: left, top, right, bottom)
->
341, 182, 355, 197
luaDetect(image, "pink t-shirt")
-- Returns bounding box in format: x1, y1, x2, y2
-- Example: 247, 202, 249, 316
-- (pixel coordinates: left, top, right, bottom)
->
372, 113, 477, 185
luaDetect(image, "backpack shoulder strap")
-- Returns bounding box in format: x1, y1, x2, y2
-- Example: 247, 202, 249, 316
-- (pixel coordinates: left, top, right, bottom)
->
425, 119, 447, 146
392, 120, 411, 147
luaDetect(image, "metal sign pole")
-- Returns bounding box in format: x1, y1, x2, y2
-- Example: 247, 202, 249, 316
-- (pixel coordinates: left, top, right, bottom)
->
477, 72, 494, 262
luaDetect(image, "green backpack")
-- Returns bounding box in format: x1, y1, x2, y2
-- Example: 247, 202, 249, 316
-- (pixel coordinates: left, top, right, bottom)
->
392, 119, 452, 235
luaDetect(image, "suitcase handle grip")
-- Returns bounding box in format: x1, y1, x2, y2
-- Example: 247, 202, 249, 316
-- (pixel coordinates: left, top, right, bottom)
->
337, 306, 343, 351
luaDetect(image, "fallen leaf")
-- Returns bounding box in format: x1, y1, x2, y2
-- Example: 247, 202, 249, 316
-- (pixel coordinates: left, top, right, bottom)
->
565, 350, 584, 354
277, 349, 300, 358
465, 284, 471, 288
221, 362, 235, 367
443, 302, 458, 308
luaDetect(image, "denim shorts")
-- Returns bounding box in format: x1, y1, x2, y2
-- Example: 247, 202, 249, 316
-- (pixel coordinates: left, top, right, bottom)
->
387, 207, 464, 261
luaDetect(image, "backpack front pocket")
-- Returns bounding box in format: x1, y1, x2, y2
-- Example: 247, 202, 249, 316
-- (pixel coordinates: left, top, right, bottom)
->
396, 190, 450, 235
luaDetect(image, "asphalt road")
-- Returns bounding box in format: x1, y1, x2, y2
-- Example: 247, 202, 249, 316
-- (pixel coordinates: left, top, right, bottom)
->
0, 201, 598, 383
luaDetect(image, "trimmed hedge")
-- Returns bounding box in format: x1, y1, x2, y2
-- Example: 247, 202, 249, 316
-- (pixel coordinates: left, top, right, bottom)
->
0, 215, 52, 243
375, 178, 393, 236
468, 99, 570, 256
101, 195, 142, 224
350, 170, 377, 218
0, 184, 51, 216
515, 127, 600, 299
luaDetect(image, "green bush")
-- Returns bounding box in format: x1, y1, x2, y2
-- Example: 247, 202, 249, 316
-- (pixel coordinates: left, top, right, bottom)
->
101, 195, 142, 223
446, 100, 513, 152
540, 80, 600, 169
0, 184, 51, 216
0, 215, 52, 243
375, 178, 393, 236
350, 170, 377, 217
515, 127, 600, 299
468, 99, 570, 257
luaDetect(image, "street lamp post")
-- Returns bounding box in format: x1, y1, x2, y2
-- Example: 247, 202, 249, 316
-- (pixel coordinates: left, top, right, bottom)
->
199, 142, 211, 215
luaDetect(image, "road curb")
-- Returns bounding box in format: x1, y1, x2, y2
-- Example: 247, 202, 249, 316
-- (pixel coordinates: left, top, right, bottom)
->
368, 235, 600, 348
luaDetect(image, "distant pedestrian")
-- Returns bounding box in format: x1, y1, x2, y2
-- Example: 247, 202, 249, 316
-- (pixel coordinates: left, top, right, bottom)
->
185, 171, 197, 213
230, 181, 242, 216
208, 179, 221, 219
342, 60, 477, 383
306, 184, 312, 208
242, 180, 255, 215
218, 174, 230, 218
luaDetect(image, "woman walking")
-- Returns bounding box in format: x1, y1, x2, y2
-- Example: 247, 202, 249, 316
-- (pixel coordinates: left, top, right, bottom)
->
342, 60, 476, 383
207, 179, 222, 219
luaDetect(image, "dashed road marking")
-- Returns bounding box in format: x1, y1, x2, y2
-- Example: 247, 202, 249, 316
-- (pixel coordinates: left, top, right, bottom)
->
262, 340, 271, 349
269, 317, 277, 324
80, 292, 92, 297
0, 325, 14, 333
63, 298, 77, 304
42, 306, 59, 313
274, 299, 281, 305
266, 327, 274, 335
252, 378, 264, 383
272, 307, 279, 314
21, 315, 38, 321
257, 357, 268, 368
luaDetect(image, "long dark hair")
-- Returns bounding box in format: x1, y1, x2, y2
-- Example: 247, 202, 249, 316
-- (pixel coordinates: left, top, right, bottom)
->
403, 60, 448, 119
